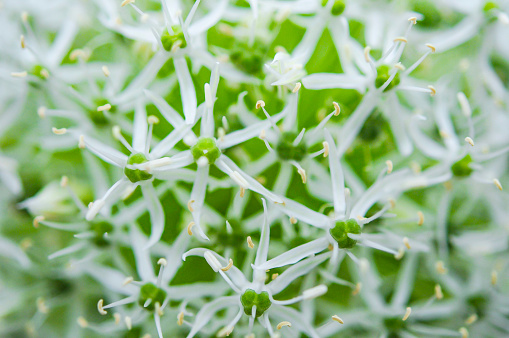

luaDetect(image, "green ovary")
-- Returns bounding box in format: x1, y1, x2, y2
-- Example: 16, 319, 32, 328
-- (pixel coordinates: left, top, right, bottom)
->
451, 154, 473, 177
276, 132, 308, 162
329, 219, 361, 249
161, 25, 187, 52
322, 0, 346, 16
191, 137, 221, 164
375, 65, 400, 92
241, 289, 272, 317
124, 153, 153, 183
138, 283, 167, 311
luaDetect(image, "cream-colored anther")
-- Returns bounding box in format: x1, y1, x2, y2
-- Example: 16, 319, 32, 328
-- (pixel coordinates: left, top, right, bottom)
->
386, 160, 393, 174
426, 43, 436, 53
459, 327, 468, 338
256, 100, 265, 109
428, 85, 436, 96
402, 307, 411, 321
364, 46, 372, 63
97, 103, 112, 112
187, 221, 195, 236
148, 115, 159, 124
157, 258, 167, 266
403, 237, 411, 249
155, 302, 163, 316
298, 168, 307, 184
11, 71, 27, 78
436, 261, 447, 274
465, 314, 478, 325
37, 297, 49, 314
491, 270, 498, 285
333, 102, 341, 116
125, 316, 132, 330
187, 200, 195, 212
417, 211, 424, 226
97, 299, 107, 315
493, 178, 503, 191
79, 135, 86, 149
247, 236, 254, 249
121, 0, 134, 6
102, 65, 110, 77
52, 127, 67, 135
331, 315, 344, 324
122, 276, 134, 286
290, 217, 297, 224
77, 317, 88, 328
394, 37, 408, 43
114, 313, 121, 325
177, 311, 184, 326
60, 176, 69, 187
394, 248, 405, 260
434, 284, 443, 300
465, 137, 474, 146
220, 258, 233, 271
292, 82, 301, 93
277, 321, 292, 329
33, 215, 44, 228
408, 17, 417, 24
352, 282, 362, 295
20, 35, 26, 49
37, 106, 47, 118
323, 141, 329, 157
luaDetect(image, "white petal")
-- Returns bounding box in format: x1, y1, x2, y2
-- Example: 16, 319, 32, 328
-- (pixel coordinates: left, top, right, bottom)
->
141, 183, 165, 250
174, 57, 197, 124
132, 101, 148, 153
259, 237, 329, 270
302, 73, 366, 91
324, 129, 346, 218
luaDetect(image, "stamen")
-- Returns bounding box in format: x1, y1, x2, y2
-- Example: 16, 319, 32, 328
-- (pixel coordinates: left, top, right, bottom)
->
79, 135, 85, 149
333, 102, 340, 116
428, 85, 436, 96
20, 35, 26, 49
197, 156, 209, 167
289, 217, 297, 224
394, 63, 406, 71
331, 315, 344, 324
389, 199, 396, 209
11, 71, 27, 78
277, 321, 292, 329
464, 137, 474, 146
434, 284, 443, 299
352, 283, 362, 295
217, 326, 234, 337
457, 92, 471, 117
77, 317, 88, 328
408, 17, 417, 24
402, 307, 411, 321
247, 236, 254, 249
425, 43, 436, 53
259, 129, 266, 140
298, 168, 307, 184
114, 313, 121, 325
158, 258, 167, 266
123, 276, 134, 286
37, 106, 46, 118
303, 285, 328, 299
69, 49, 90, 61
465, 314, 477, 325
435, 261, 447, 274
97, 103, 112, 112
188, 200, 195, 212
101, 65, 110, 77
240, 187, 245, 198
323, 141, 329, 157
394, 37, 408, 43
256, 100, 265, 109
417, 211, 424, 226
204, 251, 222, 272
37, 297, 49, 314
403, 237, 411, 249
121, 0, 135, 6
272, 273, 278, 280
112, 126, 133, 152
21, 12, 29, 23
177, 311, 184, 326
364, 46, 372, 63
187, 221, 195, 236
125, 316, 132, 330
155, 302, 163, 316
60, 176, 69, 187
220, 258, 233, 271
493, 178, 503, 191
33, 215, 44, 228
97, 299, 107, 315
394, 248, 405, 260
459, 327, 468, 338
491, 270, 498, 285
386, 160, 393, 174
292, 82, 301, 93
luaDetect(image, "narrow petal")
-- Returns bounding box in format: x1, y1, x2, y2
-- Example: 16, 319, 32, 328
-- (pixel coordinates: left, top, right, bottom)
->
82, 134, 128, 167
254, 199, 270, 267
302, 73, 366, 91
86, 178, 130, 220
259, 237, 329, 270
132, 101, 148, 153
144, 89, 185, 128
130, 225, 156, 281
0, 237, 31, 268
175, 57, 197, 124
141, 183, 165, 250
324, 129, 346, 218
186, 296, 239, 338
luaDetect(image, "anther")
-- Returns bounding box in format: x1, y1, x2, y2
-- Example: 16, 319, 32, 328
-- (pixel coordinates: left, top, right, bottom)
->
290, 217, 297, 224
157, 258, 167, 266
97, 299, 107, 315
435, 284, 443, 300
457, 92, 471, 117
187, 221, 195, 236
435, 261, 447, 274
403, 237, 411, 249
77, 317, 88, 328
428, 85, 436, 96
352, 283, 362, 295
220, 258, 233, 271
386, 160, 393, 174
459, 327, 468, 338
114, 313, 121, 325
20, 35, 26, 49
331, 315, 344, 324
333, 102, 340, 116
148, 115, 159, 124
493, 178, 503, 191
122, 276, 134, 286
21, 12, 29, 23
37, 297, 49, 314
425, 44, 436, 53
240, 187, 245, 198
465, 314, 477, 325
33, 215, 44, 228
97, 103, 112, 112
112, 125, 122, 139
292, 82, 301, 93
277, 321, 292, 329
177, 311, 184, 326
11, 71, 27, 78
256, 100, 265, 109
155, 302, 163, 316
298, 168, 307, 183
394, 37, 408, 43
417, 211, 424, 226
60, 176, 69, 187
464, 137, 474, 146
394, 248, 405, 260
79, 135, 85, 149
402, 307, 411, 321
323, 141, 329, 157
121, 0, 135, 6
389, 199, 396, 209
187, 200, 195, 212
408, 17, 417, 24
102, 65, 110, 77
247, 236, 254, 249
272, 273, 278, 280
394, 63, 406, 71
125, 316, 132, 330
259, 129, 266, 140
37, 106, 46, 118
364, 46, 372, 63
491, 270, 498, 285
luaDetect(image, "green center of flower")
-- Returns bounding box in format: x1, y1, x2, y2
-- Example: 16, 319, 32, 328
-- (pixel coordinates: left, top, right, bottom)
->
276, 132, 308, 162
31, 64, 49, 80
241, 289, 272, 317
375, 65, 400, 92
124, 153, 153, 183
161, 25, 187, 52
322, 0, 346, 16
88, 98, 116, 126
229, 41, 266, 76
138, 282, 167, 311
191, 137, 221, 164
329, 219, 361, 249
90, 221, 114, 247
451, 154, 473, 177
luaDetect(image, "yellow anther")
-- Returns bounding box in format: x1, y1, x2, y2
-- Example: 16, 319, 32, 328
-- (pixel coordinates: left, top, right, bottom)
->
333, 102, 340, 116
417, 211, 424, 226
436, 261, 447, 274
187, 221, 195, 236
77, 316, 88, 328
403, 237, 411, 250
435, 284, 443, 300
33, 215, 44, 228
364, 46, 372, 63
187, 200, 195, 212
428, 85, 436, 96
331, 315, 344, 324
323, 141, 329, 157
220, 258, 234, 272
493, 178, 503, 191
97, 299, 107, 315
402, 307, 411, 321
292, 82, 301, 93
465, 137, 474, 146
465, 314, 478, 325
256, 100, 265, 109
394, 37, 408, 43
426, 43, 436, 53
386, 160, 393, 174
277, 321, 292, 329
177, 311, 184, 326
247, 236, 254, 249
97, 103, 112, 112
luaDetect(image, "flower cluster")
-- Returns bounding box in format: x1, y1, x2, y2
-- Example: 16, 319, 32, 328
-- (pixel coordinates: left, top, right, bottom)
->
1, 0, 509, 337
